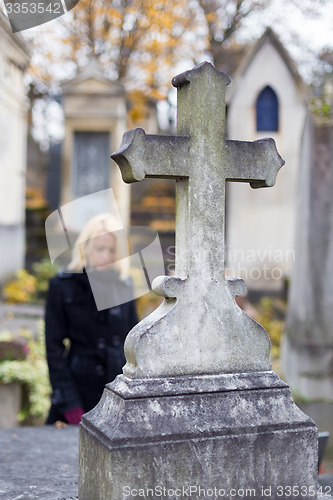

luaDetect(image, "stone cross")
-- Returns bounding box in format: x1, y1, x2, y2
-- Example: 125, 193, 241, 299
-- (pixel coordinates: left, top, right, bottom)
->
80, 64, 316, 500
111, 62, 284, 379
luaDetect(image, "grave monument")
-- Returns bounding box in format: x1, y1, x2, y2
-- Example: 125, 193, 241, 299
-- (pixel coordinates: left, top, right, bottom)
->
283, 108, 333, 440
79, 62, 318, 499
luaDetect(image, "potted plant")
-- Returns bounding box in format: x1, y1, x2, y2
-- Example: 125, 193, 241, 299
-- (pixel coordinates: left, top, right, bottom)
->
0, 324, 51, 427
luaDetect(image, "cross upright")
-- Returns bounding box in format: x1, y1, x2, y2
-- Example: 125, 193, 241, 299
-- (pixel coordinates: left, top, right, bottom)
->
112, 62, 284, 379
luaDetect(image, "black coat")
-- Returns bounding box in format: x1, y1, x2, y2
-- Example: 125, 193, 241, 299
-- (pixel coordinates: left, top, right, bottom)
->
45, 270, 138, 422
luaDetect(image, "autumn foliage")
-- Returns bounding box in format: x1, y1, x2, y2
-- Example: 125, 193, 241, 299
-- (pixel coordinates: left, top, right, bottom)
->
27, 1, 270, 123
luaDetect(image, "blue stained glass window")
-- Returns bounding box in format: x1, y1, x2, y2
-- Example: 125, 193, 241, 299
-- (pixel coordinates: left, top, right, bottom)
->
256, 86, 279, 131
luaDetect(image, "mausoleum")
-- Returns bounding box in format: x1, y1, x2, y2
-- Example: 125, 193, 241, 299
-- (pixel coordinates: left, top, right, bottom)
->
0, 12, 30, 283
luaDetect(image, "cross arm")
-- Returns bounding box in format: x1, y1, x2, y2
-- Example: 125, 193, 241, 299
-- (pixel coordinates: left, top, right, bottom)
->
225, 138, 285, 188
111, 128, 191, 183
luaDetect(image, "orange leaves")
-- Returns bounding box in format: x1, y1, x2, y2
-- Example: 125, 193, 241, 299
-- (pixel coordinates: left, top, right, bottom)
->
128, 85, 164, 127
128, 90, 148, 126
205, 12, 217, 23
28, 0, 204, 118
107, 7, 123, 25
65, 0, 197, 69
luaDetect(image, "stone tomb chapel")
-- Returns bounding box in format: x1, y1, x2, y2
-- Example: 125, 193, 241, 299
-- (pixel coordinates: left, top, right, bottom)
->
0, 12, 30, 283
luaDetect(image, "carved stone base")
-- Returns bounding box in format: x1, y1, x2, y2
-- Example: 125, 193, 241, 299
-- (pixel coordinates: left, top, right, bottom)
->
79, 371, 318, 500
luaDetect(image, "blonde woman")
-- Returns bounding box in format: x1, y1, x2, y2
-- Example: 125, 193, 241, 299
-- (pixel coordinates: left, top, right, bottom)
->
45, 214, 138, 425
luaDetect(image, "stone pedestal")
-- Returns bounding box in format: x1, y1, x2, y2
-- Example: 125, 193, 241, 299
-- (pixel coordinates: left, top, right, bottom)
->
79, 371, 317, 500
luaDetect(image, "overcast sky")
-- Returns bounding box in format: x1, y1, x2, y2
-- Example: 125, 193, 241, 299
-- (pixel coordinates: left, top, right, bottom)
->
237, 0, 333, 81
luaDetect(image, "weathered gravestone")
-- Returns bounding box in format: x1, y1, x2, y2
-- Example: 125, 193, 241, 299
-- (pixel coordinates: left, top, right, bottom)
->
283, 112, 333, 402
79, 62, 318, 499
282, 108, 333, 454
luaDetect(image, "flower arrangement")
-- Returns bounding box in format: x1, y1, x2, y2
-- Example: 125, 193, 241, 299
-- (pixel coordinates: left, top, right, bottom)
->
0, 324, 51, 425
1, 258, 59, 304
2, 270, 37, 304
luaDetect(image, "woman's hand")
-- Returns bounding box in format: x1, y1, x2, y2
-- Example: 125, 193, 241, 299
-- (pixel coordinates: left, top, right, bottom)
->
64, 407, 85, 424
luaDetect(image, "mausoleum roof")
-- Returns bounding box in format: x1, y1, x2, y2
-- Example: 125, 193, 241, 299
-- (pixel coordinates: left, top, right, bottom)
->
219, 27, 307, 103
61, 57, 125, 95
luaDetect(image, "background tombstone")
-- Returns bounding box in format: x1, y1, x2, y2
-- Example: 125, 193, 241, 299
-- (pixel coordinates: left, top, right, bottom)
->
283, 95, 333, 439
79, 62, 318, 500
0, 13, 30, 283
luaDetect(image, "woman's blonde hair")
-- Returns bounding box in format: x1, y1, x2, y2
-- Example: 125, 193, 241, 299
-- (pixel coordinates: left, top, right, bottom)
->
67, 213, 129, 276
